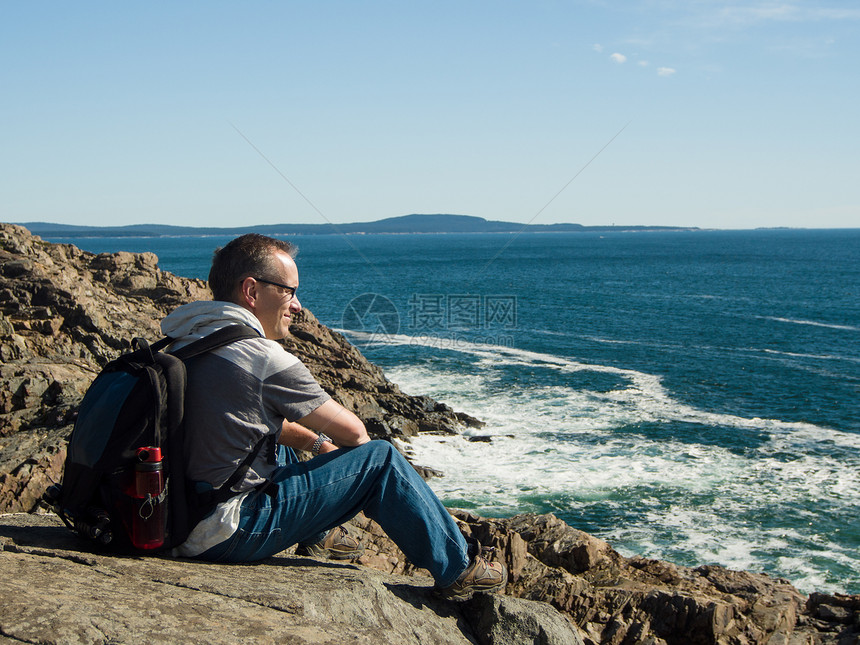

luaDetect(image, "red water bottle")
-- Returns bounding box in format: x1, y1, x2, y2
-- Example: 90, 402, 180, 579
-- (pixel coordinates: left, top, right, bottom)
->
132, 446, 165, 549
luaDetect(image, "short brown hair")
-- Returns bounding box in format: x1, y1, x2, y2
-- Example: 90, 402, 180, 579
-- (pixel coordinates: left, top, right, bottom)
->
208, 233, 297, 302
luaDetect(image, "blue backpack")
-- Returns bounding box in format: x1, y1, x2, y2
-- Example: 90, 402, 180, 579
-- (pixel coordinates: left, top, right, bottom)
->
46, 324, 265, 552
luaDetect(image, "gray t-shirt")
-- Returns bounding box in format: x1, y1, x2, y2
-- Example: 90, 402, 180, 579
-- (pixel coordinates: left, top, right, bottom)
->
183, 336, 331, 492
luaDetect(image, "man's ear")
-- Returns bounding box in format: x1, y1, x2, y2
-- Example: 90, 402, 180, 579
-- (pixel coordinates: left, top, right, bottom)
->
238, 276, 259, 310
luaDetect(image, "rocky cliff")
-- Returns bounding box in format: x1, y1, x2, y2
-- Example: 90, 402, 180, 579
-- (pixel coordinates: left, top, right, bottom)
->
0, 223, 857, 645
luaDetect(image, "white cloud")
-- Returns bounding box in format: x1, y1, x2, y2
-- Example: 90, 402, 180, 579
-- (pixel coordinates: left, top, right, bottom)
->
688, 3, 860, 29
638, 60, 649, 67
657, 67, 677, 76
610, 52, 627, 63
814, 8, 860, 20
593, 43, 604, 53
722, 5, 799, 25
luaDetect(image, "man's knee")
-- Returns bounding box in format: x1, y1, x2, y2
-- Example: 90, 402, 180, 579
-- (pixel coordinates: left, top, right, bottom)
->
363, 438, 397, 458
350, 439, 404, 468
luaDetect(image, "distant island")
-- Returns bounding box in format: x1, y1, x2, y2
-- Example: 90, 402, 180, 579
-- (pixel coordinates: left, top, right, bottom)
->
15, 214, 698, 238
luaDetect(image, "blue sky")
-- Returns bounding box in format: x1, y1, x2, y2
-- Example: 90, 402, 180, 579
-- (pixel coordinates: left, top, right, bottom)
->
2, 1, 858, 229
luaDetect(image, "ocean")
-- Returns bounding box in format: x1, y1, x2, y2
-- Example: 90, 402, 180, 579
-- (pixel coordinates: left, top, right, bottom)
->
46, 229, 860, 595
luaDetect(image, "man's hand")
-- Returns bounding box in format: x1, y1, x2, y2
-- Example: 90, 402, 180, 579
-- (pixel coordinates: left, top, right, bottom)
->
317, 440, 339, 455
278, 420, 329, 453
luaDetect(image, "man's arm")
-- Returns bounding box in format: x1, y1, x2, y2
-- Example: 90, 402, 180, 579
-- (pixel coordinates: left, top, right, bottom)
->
278, 399, 370, 453
278, 419, 339, 454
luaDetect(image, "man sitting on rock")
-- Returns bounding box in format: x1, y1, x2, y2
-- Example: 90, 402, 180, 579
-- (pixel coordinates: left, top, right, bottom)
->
160, 233, 506, 599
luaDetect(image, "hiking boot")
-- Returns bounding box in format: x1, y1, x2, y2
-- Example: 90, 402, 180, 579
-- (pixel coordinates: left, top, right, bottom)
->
296, 526, 364, 560
439, 552, 508, 601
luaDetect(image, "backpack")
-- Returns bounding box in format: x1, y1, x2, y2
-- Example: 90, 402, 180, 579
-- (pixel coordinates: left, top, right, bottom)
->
45, 324, 266, 553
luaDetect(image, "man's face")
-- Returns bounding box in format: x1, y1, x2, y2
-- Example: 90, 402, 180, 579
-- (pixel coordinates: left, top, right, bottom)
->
248, 251, 302, 340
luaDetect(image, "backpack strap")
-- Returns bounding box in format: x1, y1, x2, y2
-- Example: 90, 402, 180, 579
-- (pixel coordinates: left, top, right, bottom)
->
154, 324, 261, 435
157, 323, 263, 542
194, 435, 273, 509
171, 325, 272, 519
169, 324, 262, 361
144, 336, 173, 355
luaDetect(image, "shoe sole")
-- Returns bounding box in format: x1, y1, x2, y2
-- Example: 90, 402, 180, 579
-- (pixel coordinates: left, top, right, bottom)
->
296, 544, 365, 560
328, 549, 364, 561
439, 571, 508, 601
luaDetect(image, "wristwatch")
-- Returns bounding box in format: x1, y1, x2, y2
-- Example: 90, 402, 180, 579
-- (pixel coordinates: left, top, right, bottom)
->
311, 433, 332, 456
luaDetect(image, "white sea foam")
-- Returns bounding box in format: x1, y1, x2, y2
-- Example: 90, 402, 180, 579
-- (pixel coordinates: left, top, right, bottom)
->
582, 336, 860, 366
354, 330, 856, 440
760, 348, 860, 364
579, 335, 688, 351
343, 330, 860, 593
757, 316, 860, 332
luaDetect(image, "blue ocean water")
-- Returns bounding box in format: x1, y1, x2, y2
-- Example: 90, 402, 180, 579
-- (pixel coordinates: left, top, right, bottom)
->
48, 229, 860, 594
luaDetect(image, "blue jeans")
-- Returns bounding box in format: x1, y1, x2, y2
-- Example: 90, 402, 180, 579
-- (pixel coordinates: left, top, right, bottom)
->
197, 440, 469, 587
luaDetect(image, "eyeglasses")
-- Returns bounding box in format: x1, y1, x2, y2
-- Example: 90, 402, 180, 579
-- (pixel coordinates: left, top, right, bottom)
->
252, 277, 297, 301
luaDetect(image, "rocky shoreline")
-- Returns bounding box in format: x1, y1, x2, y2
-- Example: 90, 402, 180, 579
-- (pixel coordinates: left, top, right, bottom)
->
1, 223, 858, 644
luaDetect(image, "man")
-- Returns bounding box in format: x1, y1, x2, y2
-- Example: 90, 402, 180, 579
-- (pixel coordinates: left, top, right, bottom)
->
160, 233, 506, 599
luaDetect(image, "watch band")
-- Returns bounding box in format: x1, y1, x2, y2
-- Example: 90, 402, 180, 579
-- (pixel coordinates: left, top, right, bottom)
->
311, 433, 332, 456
